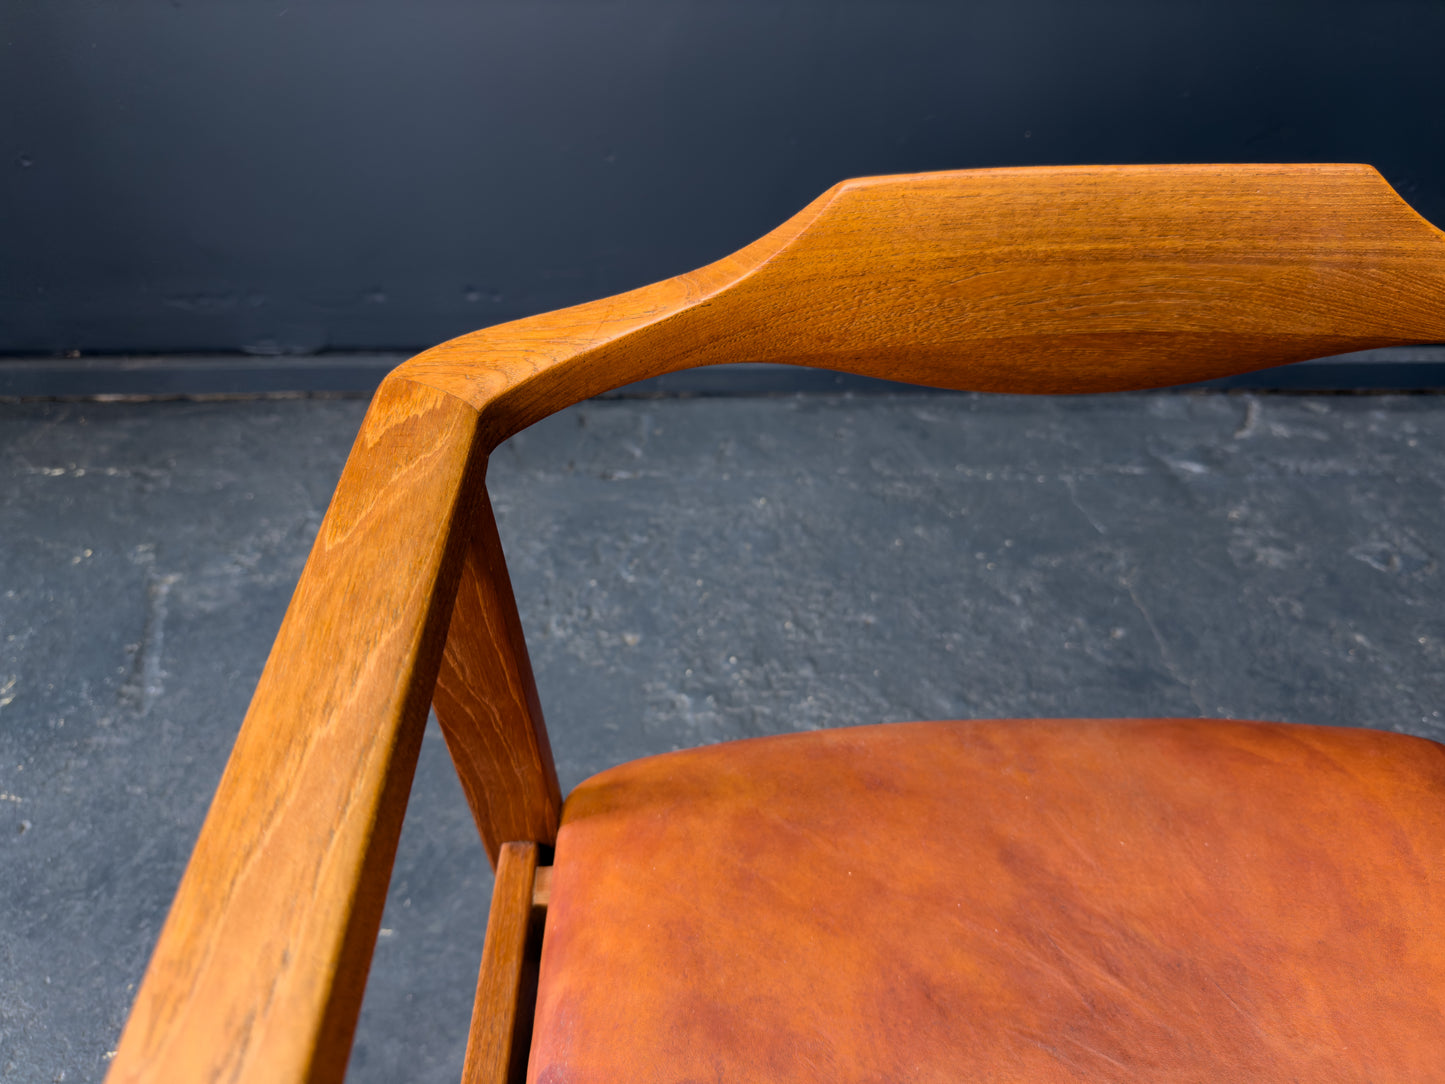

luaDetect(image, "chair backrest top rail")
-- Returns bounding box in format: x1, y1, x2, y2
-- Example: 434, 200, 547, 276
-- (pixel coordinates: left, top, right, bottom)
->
398, 163, 1445, 449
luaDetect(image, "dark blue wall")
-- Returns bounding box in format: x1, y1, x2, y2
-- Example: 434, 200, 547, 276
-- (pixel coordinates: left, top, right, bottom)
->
4, 1, 1443, 357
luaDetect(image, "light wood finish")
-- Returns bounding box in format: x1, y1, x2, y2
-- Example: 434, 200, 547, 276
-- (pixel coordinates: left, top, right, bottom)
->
109, 165, 1445, 1084
107, 377, 485, 1083
435, 493, 561, 866
531, 866, 553, 909
462, 842, 540, 1084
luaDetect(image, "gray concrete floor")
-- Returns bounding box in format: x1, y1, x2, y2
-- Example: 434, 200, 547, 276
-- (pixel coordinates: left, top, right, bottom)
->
2, 390, 1444, 1082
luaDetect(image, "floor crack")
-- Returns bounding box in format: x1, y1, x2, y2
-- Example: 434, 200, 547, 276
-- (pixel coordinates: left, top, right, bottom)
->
1121, 573, 1207, 714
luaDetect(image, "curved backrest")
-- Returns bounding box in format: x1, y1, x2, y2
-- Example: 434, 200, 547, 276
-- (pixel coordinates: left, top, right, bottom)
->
109, 164, 1445, 1084
401, 163, 1445, 447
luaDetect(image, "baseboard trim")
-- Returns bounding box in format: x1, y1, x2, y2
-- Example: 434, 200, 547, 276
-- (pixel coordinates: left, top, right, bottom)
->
3, 347, 1445, 401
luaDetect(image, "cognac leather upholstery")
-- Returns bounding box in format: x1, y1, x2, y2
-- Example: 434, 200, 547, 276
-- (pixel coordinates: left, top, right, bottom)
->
530, 719, 1445, 1082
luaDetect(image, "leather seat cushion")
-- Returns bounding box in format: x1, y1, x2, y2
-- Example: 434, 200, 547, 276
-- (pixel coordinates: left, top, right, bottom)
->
528, 719, 1445, 1082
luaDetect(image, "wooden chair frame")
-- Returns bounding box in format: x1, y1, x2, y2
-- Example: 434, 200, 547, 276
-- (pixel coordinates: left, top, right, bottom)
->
106, 164, 1445, 1083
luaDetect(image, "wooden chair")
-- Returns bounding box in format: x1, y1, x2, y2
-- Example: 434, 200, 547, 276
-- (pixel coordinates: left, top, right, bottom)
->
108, 164, 1445, 1083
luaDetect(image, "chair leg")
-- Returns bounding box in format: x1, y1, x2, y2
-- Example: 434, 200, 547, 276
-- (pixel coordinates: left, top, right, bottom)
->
462, 842, 546, 1084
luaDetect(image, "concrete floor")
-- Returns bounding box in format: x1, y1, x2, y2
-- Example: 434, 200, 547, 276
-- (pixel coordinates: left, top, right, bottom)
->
2, 390, 1444, 1082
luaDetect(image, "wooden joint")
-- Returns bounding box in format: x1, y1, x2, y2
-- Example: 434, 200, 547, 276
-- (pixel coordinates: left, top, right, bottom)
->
462, 842, 548, 1084
531, 865, 553, 910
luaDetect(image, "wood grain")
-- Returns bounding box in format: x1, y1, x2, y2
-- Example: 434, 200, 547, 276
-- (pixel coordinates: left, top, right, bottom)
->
399, 164, 1445, 447
110, 164, 1445, 1084
435, 490, 561, 866
106, 375, 485, 1084
461, 842, 540, 1084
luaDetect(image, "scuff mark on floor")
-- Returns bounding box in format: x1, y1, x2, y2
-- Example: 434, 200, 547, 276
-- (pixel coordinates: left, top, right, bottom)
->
119, 572, 181, 715
1233, 397, 1261, 440
1062, 476, 1108, 535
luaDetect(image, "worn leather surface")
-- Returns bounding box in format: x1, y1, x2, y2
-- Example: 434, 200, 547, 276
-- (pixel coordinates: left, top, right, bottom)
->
528, 719, 1445, 1082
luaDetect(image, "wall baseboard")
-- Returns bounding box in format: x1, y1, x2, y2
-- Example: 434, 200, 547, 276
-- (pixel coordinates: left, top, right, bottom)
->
3, 347, 1445, 402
